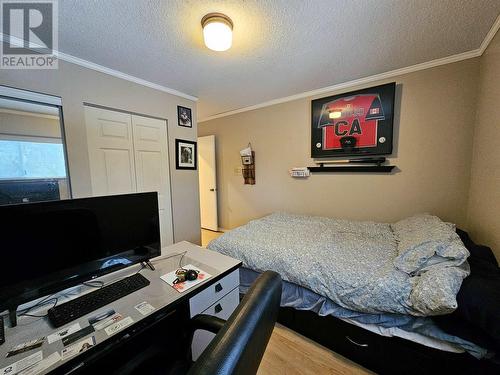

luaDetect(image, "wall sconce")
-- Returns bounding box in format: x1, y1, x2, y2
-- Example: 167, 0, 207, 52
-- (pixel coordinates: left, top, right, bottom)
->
240, 143, 255, 185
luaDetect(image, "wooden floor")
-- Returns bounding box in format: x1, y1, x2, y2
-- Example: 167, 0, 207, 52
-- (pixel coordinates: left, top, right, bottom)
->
201, 228, 223, 247
200, 229, 373, 374
258, 324, 373, 375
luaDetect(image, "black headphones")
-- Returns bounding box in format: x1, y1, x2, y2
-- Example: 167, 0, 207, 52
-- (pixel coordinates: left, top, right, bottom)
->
173, 268, 199, 284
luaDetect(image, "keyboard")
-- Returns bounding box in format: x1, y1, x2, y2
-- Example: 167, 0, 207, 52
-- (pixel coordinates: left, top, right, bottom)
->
48, 273, 150, 327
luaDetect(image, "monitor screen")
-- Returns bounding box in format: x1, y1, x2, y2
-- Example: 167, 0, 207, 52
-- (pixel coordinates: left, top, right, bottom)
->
0, 192, 161, 309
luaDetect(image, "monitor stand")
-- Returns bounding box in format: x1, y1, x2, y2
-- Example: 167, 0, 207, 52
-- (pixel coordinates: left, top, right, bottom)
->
143, 260, 155, 271
8, 307, 17, 328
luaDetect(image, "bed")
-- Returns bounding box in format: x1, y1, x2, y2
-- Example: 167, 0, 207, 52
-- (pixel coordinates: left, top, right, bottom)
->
208, 213, 500, 374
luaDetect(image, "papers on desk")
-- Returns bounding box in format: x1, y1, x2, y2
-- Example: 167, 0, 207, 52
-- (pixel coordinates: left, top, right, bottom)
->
6, 338, 44, 358
3, 332, 64, 375
17, 352, 60, 375
47, 323, 81, 344
92, 313, 123, 331
61, 337, 95, 360
160, 265, 212, 293
104, 316, 134, 336
134, 302, 155, 316
88, 309, 116, 326
61, 325, 94, 346
1, 351, 43, 375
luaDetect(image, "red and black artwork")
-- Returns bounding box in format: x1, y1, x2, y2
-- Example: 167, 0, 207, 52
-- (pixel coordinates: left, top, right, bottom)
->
311, 82, 395, 158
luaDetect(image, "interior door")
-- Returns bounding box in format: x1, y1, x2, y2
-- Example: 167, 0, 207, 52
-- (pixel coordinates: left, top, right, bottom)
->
198, 135, 218, 231
84, 106, 136, 195
131, 115, 174, 246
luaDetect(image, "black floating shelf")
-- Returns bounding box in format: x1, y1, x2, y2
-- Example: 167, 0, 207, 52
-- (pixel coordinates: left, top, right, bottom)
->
309, 165, 396, 173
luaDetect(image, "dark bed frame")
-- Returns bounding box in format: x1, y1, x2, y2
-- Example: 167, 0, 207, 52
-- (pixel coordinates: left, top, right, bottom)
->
276, 306, 500, 375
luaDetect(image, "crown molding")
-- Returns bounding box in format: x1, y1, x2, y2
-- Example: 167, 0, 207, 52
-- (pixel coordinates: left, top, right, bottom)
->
479, 13, 500, 54
199, 15, 500, 123
0, 33, 198, 102
57, 51, 198, 101
198, 49, 480, 122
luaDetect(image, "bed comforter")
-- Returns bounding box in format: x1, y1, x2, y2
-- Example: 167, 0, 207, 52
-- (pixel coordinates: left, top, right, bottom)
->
208, 213, 470, 316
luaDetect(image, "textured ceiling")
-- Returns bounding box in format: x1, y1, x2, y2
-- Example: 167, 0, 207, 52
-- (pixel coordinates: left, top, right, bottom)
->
57, 0, 500, 119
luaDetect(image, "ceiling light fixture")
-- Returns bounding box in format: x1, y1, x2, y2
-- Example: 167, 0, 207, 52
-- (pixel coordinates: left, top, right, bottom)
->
201, 13, 233, 52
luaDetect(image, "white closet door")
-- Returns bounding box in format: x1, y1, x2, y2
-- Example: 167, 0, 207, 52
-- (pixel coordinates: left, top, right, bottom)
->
131, 115, 174, 246
84, 106, 136, 195
84, 106, 174, 247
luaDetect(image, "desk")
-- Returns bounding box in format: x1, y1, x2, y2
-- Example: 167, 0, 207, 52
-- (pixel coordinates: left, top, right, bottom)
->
0, 241, 241, 375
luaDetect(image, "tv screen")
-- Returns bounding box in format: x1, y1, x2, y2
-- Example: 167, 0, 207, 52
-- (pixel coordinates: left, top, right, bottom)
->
311, 82, 396, 158
0, 192, 160, 310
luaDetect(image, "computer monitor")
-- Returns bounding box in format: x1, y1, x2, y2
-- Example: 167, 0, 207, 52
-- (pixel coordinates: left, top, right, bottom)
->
0, 192, 161, 316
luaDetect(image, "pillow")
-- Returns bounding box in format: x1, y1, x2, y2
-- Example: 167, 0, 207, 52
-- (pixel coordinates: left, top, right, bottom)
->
391, 214, 469, 274
409, 264, 469, 315
391, 213, 443, 235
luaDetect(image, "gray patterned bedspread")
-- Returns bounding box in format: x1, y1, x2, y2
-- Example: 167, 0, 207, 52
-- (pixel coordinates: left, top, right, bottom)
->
208, 213, 470, 316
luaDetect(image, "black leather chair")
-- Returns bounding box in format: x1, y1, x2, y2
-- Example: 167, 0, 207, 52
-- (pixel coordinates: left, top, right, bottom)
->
188, 270, 282, 375
120, 270, 282, 375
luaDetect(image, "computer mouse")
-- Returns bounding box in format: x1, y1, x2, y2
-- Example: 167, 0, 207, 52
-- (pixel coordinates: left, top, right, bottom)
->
186, 269, 199, 281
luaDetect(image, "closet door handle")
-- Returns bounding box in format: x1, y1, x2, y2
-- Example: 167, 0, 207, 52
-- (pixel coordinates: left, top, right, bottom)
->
346, 336, 369, 347
209, 188, 215, 192
214, 304, 223, 314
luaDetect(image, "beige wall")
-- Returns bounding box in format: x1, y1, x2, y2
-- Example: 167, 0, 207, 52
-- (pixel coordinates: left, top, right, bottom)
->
199, 59, 480, 231
0, 60, 201, 244
467, 31, 500, 260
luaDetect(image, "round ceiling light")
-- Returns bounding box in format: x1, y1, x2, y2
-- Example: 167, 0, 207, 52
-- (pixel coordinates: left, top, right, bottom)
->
201, 13, 233, 52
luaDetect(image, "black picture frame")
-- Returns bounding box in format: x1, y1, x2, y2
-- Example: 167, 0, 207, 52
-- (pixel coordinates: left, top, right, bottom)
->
177, 106, 192, 128
175, 139, 197, 170
311, 82, 396, 158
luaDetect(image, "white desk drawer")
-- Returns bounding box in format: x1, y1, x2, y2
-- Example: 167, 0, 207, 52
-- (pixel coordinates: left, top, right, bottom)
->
191, 286, 240, 360
201, 285, 239, 319
189, 268, 239, 318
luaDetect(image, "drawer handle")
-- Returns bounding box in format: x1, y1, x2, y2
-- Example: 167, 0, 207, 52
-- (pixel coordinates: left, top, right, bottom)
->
214, 304, 223, 314
346, 336, 369, 347
215, 283, 223, 293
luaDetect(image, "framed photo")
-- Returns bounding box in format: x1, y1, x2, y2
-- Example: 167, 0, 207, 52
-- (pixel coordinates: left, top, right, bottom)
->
176, 139, 197, 170
311, 82, 396, 158
177, 106, 192, 128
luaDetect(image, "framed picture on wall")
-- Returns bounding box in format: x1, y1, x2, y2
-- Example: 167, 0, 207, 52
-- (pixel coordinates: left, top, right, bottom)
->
311, 82, 396, 158
176, 139, 197, 170
177, 106, 192, 128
